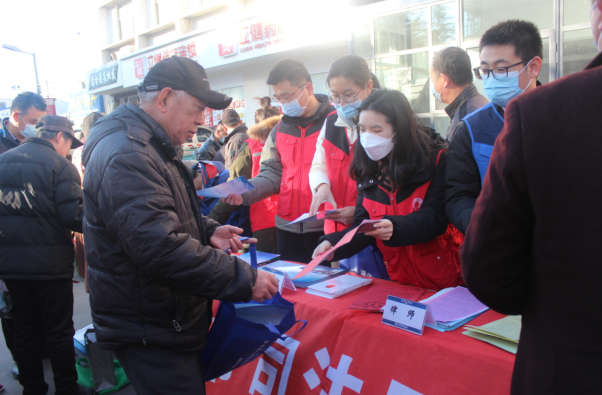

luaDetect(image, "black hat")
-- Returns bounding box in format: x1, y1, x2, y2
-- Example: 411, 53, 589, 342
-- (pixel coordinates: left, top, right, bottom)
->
36, 115, 84, 149
138, 57, 232, 110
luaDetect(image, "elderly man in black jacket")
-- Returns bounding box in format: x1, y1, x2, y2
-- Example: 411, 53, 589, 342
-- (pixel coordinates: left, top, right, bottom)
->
82, 56, 278, 395
0, 115, 86, 395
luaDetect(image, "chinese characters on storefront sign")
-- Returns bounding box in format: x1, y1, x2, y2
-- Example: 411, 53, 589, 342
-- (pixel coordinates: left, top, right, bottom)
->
219, 20, 287, 57
145, 42, 198, 70
89, 65, 119, 90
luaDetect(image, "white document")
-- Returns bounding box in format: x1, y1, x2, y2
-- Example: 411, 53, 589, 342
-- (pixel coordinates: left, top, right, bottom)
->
306, 275, 371, 299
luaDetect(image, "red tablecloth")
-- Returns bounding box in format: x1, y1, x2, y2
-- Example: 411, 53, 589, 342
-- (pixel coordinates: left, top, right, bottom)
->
206, 277, 515, 395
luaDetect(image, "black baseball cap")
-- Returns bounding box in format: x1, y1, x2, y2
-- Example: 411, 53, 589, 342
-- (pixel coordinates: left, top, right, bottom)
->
138, 57, 232, 110
36, 115, 84, 149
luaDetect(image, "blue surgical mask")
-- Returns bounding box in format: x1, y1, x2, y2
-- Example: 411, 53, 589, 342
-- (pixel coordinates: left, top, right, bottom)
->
483, 60, 533, 107
430, 75, 445, 103
281, 86, 310, 118
334, 98, 363, 119
19, 114, 38, 138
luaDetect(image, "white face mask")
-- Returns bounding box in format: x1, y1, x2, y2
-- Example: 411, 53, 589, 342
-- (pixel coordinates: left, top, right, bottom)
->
360, 132, 394, 161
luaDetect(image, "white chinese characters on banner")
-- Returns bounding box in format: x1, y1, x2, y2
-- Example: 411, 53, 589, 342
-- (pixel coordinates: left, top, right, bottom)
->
249, 336, 300, 395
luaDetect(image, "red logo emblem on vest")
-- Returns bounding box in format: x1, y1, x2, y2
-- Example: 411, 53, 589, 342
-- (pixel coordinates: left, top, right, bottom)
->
412, 197, 423, 211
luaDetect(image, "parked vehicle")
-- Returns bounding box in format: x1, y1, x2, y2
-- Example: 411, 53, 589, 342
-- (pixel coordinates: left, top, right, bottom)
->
182, 126, 213, 160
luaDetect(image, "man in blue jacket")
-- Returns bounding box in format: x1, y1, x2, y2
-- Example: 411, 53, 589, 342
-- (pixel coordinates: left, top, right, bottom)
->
444, 20, 543, 234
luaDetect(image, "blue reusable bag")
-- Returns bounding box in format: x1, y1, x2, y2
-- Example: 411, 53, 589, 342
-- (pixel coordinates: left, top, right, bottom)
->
201, 244, 307, 381
339, 242, 390, 280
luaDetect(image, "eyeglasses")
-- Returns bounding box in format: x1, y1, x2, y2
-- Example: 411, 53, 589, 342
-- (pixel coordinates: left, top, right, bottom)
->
272, 84, 306, 104
473, 61, 526, 80
328, 85, 367, 104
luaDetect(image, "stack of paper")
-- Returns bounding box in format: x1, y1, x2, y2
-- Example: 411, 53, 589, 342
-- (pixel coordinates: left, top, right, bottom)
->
238, 251, 280, 266
306, 275, 372, 299
261, 261, 347, 288
420, 287, 489, 332
349, 282, 426, 311
463, 315, 521, 354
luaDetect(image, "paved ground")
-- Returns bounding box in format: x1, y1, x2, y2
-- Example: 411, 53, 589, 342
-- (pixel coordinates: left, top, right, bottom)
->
0, 277, 136, 394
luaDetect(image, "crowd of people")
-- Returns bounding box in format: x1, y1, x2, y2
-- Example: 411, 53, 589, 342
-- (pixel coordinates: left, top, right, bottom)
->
0, 3, 601, 393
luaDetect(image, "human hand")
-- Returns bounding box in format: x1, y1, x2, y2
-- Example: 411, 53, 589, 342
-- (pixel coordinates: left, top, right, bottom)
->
312, 240, 334, 260
364, 219, 394, 241
210, 225, 257, 253
251, 270, 279, 302
324, 206, 355, 225
221, 193, 243, 206
309, 183, 337, 216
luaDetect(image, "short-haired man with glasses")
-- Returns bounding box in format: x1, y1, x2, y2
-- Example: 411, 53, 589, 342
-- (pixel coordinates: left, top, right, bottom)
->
445, 20, 543, 235
223, 58, 334, 263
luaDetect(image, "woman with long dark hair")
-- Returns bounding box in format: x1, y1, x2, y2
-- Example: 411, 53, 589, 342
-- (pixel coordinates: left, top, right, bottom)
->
313, 89, 464, 290
307, 55, 387, 278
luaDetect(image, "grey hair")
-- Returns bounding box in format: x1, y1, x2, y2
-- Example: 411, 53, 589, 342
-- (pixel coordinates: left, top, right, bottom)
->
138, 89, 189, 105
431, 47, 473, 86
36, 130, 60, 140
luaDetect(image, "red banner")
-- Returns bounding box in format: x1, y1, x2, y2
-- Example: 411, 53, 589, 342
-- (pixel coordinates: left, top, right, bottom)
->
207, 278, 514, 395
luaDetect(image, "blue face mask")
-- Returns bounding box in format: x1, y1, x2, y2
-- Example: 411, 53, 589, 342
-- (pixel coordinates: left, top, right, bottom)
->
281, 85, 310, 118
334, 98, 362, 119
483, 60, 532, 107
430, 75, 446, 103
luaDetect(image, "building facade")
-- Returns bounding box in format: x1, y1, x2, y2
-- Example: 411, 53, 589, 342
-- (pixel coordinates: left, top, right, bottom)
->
87, 0, 597, 134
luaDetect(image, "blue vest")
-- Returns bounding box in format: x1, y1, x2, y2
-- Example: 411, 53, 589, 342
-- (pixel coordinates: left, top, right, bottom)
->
463, 102, 505, 184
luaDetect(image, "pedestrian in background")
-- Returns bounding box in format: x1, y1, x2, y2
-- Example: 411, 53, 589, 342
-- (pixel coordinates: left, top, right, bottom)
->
0, 115, 86, 395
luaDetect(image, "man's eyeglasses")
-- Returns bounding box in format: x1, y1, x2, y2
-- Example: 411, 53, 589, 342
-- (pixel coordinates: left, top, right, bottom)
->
473, 61, 526, 80
272, 84, 306, 104
328, 85, 366, 104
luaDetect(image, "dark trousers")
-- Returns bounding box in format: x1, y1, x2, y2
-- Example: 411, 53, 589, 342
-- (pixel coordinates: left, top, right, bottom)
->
277, 229, 325, 264
253, 227, 278, 253
115, 344, 206, 395
1, 316, 15, 360
5, 279, 78, 395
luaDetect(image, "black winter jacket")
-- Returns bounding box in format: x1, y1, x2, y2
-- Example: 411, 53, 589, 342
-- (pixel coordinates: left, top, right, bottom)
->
196, 133, 223, 161
0, 137, 83, 279
0, 118, 20, 156
444, 105, 504, 234
82, 103, 257, 352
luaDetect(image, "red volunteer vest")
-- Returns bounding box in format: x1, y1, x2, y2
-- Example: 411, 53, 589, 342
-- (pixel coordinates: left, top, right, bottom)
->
275, 121, 322, 221
247, 138, 278, 232
362, 151, 464, 290
322, 111, 357, 234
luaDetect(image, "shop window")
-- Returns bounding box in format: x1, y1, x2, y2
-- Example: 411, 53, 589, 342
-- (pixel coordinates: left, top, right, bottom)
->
462, 0, 553, 41
119, 2, 135, 39
564, 0, 591, 26
417, 117, 431, 129
376, 52, 430, 114
563, 29, 599, 76
375, 8, 428, 55
539, 37, 550, 84
434, 116, 451, 137
311, 73, 329, 95
220, 86, 245, 124
432, 3, 457, 46
352, 21, 373, 58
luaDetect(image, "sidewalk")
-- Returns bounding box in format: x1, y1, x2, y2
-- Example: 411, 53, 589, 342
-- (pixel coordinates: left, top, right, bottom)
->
0, 280, 136, 394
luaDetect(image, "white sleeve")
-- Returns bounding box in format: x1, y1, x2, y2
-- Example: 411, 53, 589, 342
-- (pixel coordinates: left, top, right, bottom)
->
309, 120, 331, 194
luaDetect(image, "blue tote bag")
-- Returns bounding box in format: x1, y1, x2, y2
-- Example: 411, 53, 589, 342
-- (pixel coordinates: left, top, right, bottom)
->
339, 242, 390, 280
201, 244, 307, 381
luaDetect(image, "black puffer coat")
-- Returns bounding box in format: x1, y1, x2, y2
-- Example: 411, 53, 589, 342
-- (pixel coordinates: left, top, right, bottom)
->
82, 103, 256, 352
0, 137, 83, 279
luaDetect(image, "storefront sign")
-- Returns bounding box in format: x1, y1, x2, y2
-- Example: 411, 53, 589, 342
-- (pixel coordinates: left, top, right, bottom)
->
68, 92, 104, 119
45, 98, 56, 116
120, 12, 348, 89
89, 65, 119, 90
87, 60, 122, 94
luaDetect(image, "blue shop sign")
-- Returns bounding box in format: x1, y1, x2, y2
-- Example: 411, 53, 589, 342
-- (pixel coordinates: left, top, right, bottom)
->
68, 93, 104, 119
